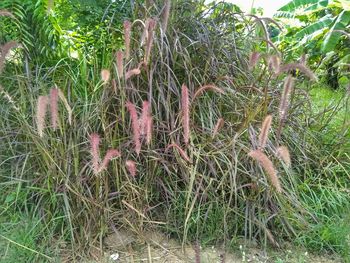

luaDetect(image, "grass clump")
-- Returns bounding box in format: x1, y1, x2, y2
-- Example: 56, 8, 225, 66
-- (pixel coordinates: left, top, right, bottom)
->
0, 0, 349, 261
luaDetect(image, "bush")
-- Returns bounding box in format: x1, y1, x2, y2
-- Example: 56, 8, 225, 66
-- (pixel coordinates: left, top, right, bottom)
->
0, 0, 349, 261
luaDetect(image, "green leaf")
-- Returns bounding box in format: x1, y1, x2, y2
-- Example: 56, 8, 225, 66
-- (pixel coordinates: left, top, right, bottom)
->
322, 10, 350, 53
295, 15, 332, 38
335, 0, 350, 11
334, 54, 350, 67
273, 11, 295, 19
278, 0, 319, 12
304, 0, 329, 12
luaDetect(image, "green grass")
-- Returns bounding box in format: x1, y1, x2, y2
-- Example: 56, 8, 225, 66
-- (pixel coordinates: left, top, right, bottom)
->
0, 187, 58, 262
309, 85, 350, 147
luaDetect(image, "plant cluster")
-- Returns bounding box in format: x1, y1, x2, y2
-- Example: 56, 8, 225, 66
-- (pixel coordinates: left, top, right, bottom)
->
0, 0, 349, 261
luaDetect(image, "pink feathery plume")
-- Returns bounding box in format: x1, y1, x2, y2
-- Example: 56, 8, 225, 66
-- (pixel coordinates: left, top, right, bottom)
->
116, 50, 124, 78
279, 75, 294, 121
146, 115, 153, 145
144, 18, 156, 64
248, 150, 282, 193
166, 143, 191, 163
249, 52, 261, 70
50, 88, 59, 130
101, 69, 110, 84
181, 84, 190, 144
36, 95, 49, 137
279, 63, 317, 81
98, 149, 121, 173
112, 79, 117, 94
161, 0, 171, 34
123, 20, 131, 60
90, 133, 100, 174
268, 55, 281, 75
300, 54, 307, 65
0, 10, 14, 18
125, 68, 141, 80
126, 102, 141, 155
212, 118, 224, 138
258, 115, 273, 149
140, 100, 150, 135
141, 18, 151, 46
276, 146, 291, 167
0, 41, 21, 74
192, 84, 224, 100
126, 160, 137, 177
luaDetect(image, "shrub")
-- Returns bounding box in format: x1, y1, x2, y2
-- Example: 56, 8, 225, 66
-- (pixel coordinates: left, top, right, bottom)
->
0, 0, 348, 261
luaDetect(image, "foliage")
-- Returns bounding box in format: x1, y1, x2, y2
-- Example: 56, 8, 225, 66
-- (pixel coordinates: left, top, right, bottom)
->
274, 0, 350, 88
0, 0, 64, 64
0, 0, 132, 68
54, 0, 132, 61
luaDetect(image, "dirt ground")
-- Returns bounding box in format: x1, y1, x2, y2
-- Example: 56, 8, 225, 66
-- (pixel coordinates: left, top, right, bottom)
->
81, 229, 342, 263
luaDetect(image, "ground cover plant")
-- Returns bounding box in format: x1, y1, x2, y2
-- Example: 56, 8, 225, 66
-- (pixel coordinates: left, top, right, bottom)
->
0, 0, 349, 262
